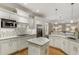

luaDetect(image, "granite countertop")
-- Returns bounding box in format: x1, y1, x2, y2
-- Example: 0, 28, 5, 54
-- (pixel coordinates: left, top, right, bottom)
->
0, 36, 19, 40
67, 37, 79, 44
49, 34, 79, 44
49, 34, 66, 38
27, 37, 49, 46
0, 34, 36, 41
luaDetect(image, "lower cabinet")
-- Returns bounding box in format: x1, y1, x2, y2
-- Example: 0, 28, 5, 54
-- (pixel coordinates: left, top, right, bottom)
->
71, 42, 79, 55
0, 35, 36, 55
49, 36, 54, 46
10, 39, 18, 53
62, 39, 69, 54
0, 40, 11, 55
49, 36, 65, 49
49, 36, 79, 55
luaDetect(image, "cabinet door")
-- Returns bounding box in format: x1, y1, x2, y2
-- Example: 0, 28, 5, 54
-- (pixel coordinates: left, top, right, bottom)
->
9, 14, 18, 20
62, 39, 68, 53
13, 39, 18, 52
18, 37, 25, 50
68, 42, 74, 55
49, 36, 54, 46
51, 36, 58, 47
58, 38, 64, 49
49, 36, 62, 48
16, 38, 21, 51
10, 39, 18, 53
0, 44, 1, 54
65, 40, 75, 55
23, 38, 28, 48
21, 38, 26, 49
53, 36, 62, 48
0, 11, 9, 19
0, 40, 11, 55
72, 43, 79, 55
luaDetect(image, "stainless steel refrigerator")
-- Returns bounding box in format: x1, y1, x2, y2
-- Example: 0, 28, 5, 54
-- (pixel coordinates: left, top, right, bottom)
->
36, 24, 43, 37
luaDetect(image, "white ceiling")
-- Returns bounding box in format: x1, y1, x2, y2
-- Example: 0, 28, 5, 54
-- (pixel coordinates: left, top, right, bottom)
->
1, 3, 79, 23
22, 3, 79, 23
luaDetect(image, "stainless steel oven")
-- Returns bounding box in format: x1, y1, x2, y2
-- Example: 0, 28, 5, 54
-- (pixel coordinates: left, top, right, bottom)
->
1, 18, 17, 28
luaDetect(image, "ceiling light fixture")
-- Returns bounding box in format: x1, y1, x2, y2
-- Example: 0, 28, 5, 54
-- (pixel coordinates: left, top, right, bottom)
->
36, 9, 39, 12
54, 8, 58, 24
70, 20, 74, 23
71, 3, 75, 23
55, 8, 58, 20
55, 22, 58, 25
23, 3, 28, 5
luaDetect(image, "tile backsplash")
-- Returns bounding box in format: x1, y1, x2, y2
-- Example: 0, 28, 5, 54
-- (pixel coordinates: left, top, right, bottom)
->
0, 28, 17, 38
0, 23, 27, 38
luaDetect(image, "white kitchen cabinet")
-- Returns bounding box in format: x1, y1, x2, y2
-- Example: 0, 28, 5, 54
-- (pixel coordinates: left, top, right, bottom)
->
49, 36, 54, 46
19, 38, 25, 50
49, 36, 61, 48
71, 42, 79, 55
17, 37, 28, 50
0, 40, 11, 55
27, 37, 49, 55
23, 37, 29, 48
62, 39, 70, 54
9, 13, 18, 21
0, 35, 36, 55
68, 41, 74, 55
55, 37, 63, 49
50, 36, 64, 49
16, 37, 22, 51
10, 38, 18, 53
64, 40, 79, 55
49, 35, 79, 55
50, 36, 58, 47
58, 38, 65, 49
20, 38, 26, 49
0, 11, 9, 19
53, 37, 59, 48
0, 44, 1, 54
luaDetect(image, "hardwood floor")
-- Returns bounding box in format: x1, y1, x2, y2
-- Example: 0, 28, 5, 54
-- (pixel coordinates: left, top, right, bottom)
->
14, 46, 66, 55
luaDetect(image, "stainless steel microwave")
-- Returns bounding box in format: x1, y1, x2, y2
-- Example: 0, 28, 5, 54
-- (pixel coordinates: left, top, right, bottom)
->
1, 18, 17, 28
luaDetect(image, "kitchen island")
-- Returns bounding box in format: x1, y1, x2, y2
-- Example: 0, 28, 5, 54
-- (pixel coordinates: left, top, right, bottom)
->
27, 37, 49, 55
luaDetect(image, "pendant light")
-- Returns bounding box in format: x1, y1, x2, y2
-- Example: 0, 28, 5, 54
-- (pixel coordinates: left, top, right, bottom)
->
54, 8, 58, 25
70, 3, 74, 23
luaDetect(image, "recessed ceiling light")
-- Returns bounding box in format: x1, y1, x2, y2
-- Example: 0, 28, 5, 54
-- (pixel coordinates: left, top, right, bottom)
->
66, 28, 70, 31
36, 9, 39, 12
70, 20, 74, 23
23, 3, 28, 5
54, 22, 58, 24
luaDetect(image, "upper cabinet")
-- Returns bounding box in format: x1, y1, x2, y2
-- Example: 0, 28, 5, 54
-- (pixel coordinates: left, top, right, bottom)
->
17, 16, 28, 23
0, 11, 10, 19
9, 13, 18, 21
16, 8, 29, 23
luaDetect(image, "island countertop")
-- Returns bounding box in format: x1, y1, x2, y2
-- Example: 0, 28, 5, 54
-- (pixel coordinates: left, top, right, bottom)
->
27, 37, 50, 46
